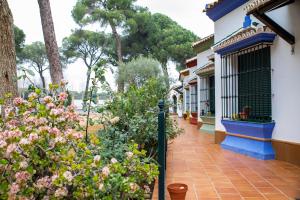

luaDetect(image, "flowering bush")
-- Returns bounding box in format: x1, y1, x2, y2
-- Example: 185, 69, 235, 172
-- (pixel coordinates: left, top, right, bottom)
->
0, 82, 158, 199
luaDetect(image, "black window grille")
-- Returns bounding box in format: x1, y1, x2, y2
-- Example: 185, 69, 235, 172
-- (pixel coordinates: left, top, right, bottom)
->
200, 75, 215, 116
190, 84, 198, 113
209, 76, 215, 115
185, 89, 190, 112
221, 43, 272, 122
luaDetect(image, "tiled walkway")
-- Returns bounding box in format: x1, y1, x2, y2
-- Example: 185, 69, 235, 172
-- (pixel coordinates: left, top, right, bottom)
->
152, 117, 300, 200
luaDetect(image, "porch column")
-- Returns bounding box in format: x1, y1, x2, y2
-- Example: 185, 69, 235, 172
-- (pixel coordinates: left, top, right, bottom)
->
183, 89, 186, 112
197, 75, 201, 118
189, 84, 192, 113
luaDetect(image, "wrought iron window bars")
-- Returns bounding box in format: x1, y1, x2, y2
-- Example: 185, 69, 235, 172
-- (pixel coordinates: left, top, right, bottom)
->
221, 43, 272, 122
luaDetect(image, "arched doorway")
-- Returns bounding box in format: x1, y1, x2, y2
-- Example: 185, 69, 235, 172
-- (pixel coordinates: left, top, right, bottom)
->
172, 95, 177, 113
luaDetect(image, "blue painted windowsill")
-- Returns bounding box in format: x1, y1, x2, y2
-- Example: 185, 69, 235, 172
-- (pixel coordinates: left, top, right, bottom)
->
215, 32, 276, 55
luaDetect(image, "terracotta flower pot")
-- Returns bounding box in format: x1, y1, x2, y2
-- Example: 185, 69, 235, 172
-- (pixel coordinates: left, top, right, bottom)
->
167, 183, 188, 200
191, 112, 197, 118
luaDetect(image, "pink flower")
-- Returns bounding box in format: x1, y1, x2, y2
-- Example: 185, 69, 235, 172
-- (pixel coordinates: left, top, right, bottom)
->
35, 176, 51, 189
13, 97, 24, 106
24, 116, 36, 125
98, 183, 104, 191
19, 138, 30, 145
7, 130, 22, 138
57, 117, 66, 122
35, 117, 48, 126
102, 166, 110, 177
5, 107, 14, 118
43, 96, 53, 103
126, 152, 133, 159
28, 92, 38, 100
9, 183, 20, 194
54, 136, 66, 144
63, 171, 73, 182
50, 108, 63, 116
67, 105, 76, 112
71, 132, 83, 140
46, 103, 56, 110
94, 155, 101, 162
51, 174, 58, 183
50, 127, 61, 136
58, 92, 68, 102
54, 187, 68, 197
38, 126, 51, 133
19, 161, 28, 169
6, 143, 17, 155
144, 185, 151, 193
0, 140, 7, 148
25, 126, 33, 132
28, 133, 38, 142
111, 158, 118, 164
7, 119, 19, 129
15, 171, 30, 183
129, 183, 139, 192
23, 111, 31, 117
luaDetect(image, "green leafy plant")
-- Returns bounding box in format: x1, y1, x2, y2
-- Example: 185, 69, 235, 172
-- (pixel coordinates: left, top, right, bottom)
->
0, 81, 158, 199
98, 78, 182, 160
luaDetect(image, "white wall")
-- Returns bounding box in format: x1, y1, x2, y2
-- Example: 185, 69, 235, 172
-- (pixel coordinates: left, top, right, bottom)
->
213, 1, 300, 143
197, 49, 213, 68
268, 2, 300, 143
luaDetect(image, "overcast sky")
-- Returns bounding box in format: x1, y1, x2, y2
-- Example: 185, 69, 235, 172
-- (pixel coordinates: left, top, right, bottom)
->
8, 0, 214, 91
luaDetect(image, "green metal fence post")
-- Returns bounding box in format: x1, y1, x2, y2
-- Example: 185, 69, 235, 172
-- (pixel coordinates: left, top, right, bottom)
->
158, 100, 166, 200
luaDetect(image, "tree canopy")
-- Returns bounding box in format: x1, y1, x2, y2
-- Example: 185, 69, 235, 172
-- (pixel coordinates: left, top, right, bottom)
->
62, 29, 111, 67
72, 0, 139, 92
20, 41, 48, 88
13, 25, 26, 59
118, 56, 163, 88
123, 12, 198, 71
62, 29, 112, 108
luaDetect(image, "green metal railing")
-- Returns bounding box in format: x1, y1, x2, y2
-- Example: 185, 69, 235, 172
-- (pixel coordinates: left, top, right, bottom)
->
158, 100, 166, 200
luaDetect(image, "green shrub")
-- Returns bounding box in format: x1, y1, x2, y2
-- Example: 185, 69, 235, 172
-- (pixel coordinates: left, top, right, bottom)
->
98, 78, 182, 160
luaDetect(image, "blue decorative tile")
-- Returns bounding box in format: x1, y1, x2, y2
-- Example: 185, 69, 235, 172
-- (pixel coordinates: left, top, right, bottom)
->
221, 120, 276, 160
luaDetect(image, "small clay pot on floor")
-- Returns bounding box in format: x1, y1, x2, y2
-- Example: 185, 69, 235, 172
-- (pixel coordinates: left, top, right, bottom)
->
167, 183, 188, 200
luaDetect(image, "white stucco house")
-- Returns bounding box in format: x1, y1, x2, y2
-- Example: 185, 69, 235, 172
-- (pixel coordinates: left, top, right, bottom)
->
179, 35, 216, 130
204, 0, 300, 165
169, 85, 183, 117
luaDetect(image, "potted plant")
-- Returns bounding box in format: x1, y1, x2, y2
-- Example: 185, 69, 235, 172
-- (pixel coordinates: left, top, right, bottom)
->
186, 111, 190, 120
167, 183, 188, 200
191, 112, 197, 118
183, 113, 187, 120
240, 106, 251, 120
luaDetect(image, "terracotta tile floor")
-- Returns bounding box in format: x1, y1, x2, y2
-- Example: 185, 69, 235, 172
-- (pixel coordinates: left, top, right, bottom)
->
152, 118, 300, 200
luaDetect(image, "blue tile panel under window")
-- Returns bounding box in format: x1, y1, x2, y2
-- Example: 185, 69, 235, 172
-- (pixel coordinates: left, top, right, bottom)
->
221, 43, 272, 122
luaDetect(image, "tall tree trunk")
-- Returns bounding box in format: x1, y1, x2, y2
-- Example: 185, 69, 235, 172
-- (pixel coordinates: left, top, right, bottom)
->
109, 20, 124, 92
37, 0, 63, 84
39, 71, 46, 89
83, 67, 92, 110
0, 0, 18, 104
